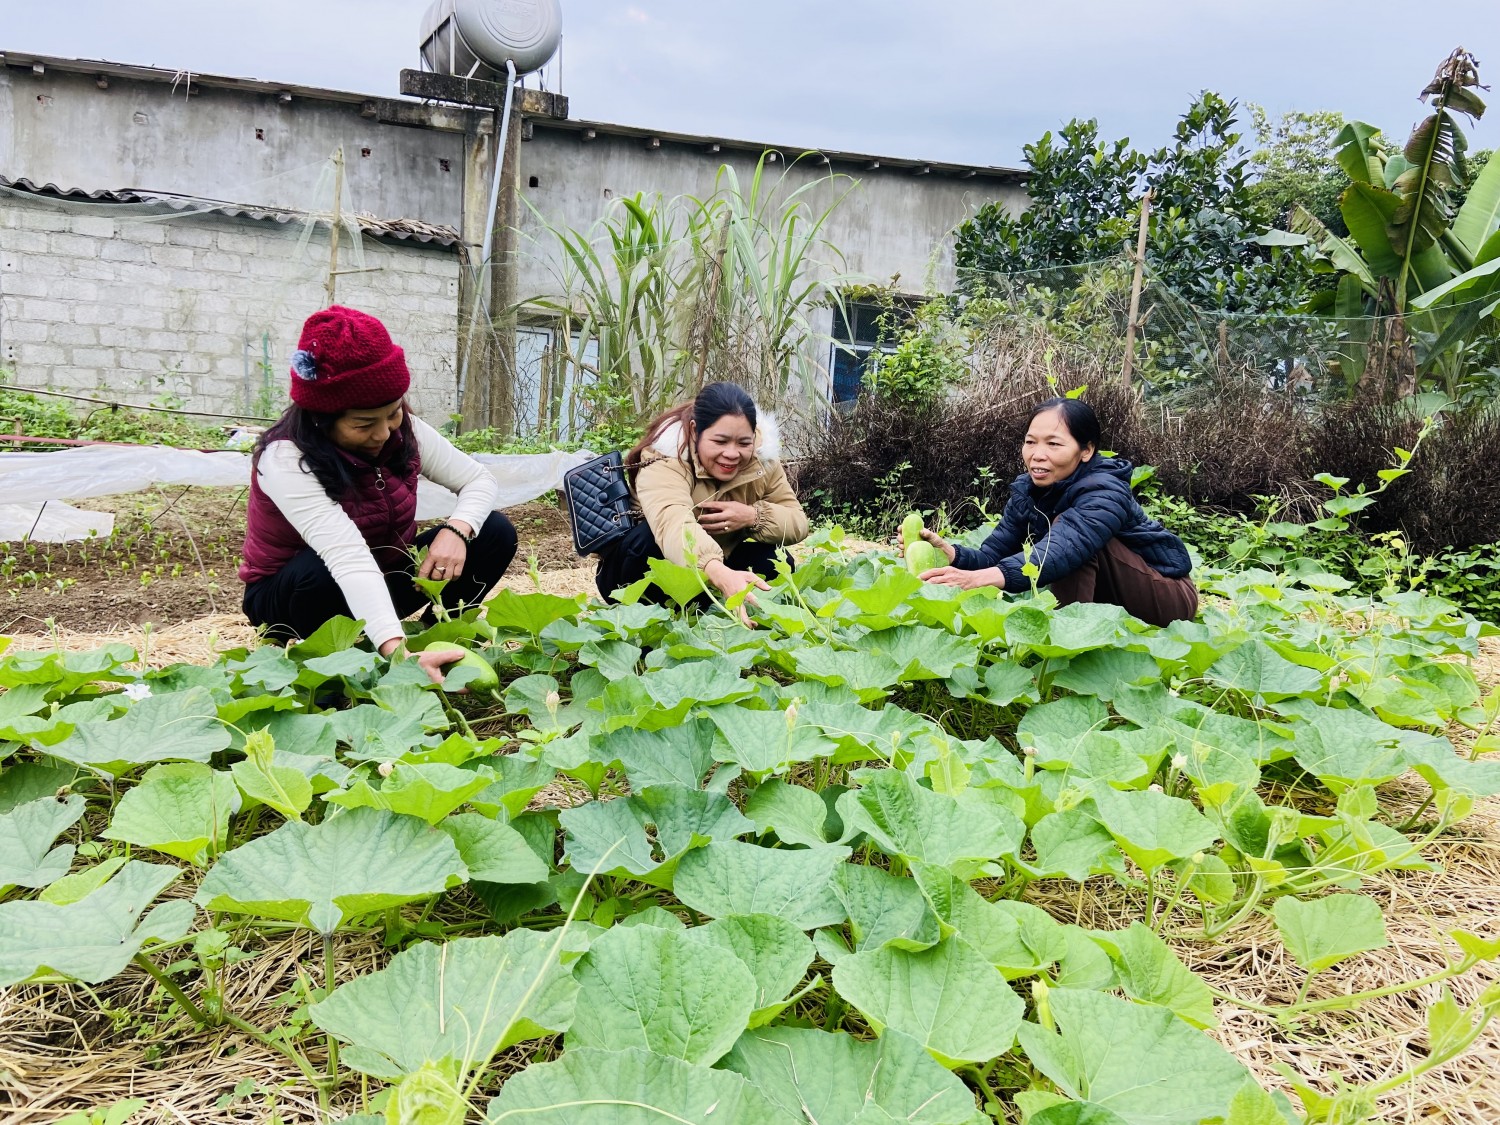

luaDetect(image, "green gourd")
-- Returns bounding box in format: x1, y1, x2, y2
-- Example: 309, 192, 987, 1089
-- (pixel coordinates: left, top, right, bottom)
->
901, 512, 948, 575
421, 641, 500, 692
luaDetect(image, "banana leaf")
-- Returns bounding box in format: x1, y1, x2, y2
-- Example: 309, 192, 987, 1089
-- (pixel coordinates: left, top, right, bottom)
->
1453, 157, 1500, 256
1334, 121, 1384, 185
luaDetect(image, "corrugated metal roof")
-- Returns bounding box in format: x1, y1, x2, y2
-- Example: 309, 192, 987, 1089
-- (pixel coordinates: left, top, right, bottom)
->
0, 175, 461, 247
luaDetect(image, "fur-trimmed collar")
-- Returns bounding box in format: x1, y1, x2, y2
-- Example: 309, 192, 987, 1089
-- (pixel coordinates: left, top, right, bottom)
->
651, 410, 782, 463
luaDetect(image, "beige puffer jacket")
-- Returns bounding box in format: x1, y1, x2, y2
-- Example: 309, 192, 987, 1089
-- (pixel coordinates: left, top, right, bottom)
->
632, 412, 809, 569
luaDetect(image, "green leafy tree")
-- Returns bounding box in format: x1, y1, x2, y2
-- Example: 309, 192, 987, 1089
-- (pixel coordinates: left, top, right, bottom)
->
1247, 106, 1351, 233
955, 93, 1308, 318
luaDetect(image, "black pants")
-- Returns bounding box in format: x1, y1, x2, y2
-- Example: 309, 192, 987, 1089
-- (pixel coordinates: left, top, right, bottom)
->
594, 519, 790, 603
243, 511, 518, 644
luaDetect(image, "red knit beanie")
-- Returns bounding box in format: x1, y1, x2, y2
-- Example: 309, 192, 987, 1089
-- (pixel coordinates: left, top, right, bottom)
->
288, 306, 411, 413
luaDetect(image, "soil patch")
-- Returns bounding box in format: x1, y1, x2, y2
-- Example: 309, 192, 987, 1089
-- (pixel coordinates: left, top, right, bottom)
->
1, 488, 578, 635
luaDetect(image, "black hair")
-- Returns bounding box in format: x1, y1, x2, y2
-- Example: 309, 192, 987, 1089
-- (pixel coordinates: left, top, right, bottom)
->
253, 401, 415, 501
693, 381, 757, 439
628, 381, 758, 475
1028, 397, 1101, 452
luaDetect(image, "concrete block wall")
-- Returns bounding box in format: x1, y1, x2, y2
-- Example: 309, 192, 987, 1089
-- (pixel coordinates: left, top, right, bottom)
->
0, 191, 463, 421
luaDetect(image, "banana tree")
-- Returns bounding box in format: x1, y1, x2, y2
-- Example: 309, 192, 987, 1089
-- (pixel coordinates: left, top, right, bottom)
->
1287, 48, 1500, 396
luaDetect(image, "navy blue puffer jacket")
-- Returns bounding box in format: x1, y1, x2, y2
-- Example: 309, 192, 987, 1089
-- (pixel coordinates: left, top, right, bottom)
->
950, 457, 1191, 589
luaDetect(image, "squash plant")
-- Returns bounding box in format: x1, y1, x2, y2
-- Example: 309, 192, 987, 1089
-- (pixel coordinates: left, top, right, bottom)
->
1, 540, 1499, 1123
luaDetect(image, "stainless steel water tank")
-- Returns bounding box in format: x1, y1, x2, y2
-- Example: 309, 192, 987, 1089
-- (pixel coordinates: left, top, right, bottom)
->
419, 0, 563, 80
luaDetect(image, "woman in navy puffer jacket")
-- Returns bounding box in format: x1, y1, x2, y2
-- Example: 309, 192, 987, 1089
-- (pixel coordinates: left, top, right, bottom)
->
908, 398, 1198, 627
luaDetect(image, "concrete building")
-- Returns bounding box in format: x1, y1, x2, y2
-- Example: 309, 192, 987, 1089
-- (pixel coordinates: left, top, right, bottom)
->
0, 51, 1026, 428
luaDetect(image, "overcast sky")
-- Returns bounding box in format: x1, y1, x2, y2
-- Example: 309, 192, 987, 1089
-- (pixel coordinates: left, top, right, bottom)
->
10, 1, 1498, 167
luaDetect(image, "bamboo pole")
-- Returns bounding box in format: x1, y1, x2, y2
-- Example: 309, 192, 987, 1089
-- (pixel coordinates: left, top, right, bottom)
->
1121, 189, 1153, 388
324, 147, 345, 308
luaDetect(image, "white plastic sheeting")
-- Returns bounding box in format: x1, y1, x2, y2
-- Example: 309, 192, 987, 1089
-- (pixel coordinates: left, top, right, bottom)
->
0, 445, 596, 542
0, 501, 116, 542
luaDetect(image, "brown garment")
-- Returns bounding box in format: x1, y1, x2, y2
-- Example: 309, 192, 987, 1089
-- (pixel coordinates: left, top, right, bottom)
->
1048, 537, 1199, 627
632, 419, 807, 571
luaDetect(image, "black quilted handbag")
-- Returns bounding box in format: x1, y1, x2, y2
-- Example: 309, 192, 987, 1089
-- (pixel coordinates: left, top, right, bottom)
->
562, 451, 638, 556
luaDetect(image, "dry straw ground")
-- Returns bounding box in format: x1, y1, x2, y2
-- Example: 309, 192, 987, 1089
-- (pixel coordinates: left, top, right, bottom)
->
2, 566, 1497, 1124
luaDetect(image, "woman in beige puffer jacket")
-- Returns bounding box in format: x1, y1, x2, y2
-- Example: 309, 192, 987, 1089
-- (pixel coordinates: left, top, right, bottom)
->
594, 382, 808, 613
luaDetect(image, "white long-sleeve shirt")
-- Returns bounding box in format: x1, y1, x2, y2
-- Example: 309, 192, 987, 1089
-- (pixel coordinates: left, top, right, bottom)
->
254, 415, 500, 648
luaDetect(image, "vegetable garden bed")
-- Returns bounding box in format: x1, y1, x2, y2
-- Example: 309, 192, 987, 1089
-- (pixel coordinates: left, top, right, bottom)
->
1, 536, 1498, 1124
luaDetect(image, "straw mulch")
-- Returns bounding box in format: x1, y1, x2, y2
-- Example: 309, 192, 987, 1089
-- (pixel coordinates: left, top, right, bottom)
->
3, 613, 258, 669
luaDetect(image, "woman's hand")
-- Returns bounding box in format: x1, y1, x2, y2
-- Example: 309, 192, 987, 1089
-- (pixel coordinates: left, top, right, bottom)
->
916, 527, 957, 563
419, 522, 472, 581
898, 523, 958, 563
378, 639, 468, 686
697, 501, 758, 535
705, 559, 770, 627
920, 565, 1005, 591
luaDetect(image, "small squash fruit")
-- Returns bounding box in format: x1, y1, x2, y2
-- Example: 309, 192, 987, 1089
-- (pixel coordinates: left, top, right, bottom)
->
901, 513, 948, 575
421, 641, 499, 692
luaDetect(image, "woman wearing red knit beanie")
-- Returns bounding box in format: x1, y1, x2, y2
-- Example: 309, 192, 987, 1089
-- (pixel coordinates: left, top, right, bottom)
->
240, 306, 517, 679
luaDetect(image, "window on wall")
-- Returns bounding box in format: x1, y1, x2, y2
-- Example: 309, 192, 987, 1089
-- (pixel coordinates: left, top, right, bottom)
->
513, 321, 598, 440
828, 297, 917, 405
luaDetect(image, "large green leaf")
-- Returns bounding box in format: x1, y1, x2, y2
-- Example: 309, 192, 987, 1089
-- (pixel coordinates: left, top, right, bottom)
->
1017, 695, 1110, 746
485, 589, 583, 636
1015, 988, 1250, 1125
914, 863, 1067, 979
1340, 182, 1403, 279
437, 814, 551, 884
862, 625, 980, 680
0, 762, 80, 814
567, 923, 756, 1065
682, 913, 814, 1022
834, 861, 942, 952
1027, 729, 1150, 786
603, 720, 717, 790
1051, 649, 1163, 701
1408, 253, 1500, 311
1090, 923, 1218, 1028
836, 768, 1024, 876
0, 644, 136, 695
1087, 786, 1219, 874
101, 763, 241, 866
48, 687, 230, 777
673, 841, 851, 929
802, 700, 938, 762
1207, 640, 1322, 701
721, 1026, 989, 1125
309, 931, 580, 1078
1333, 121, 1384, 186
0, 860, 195, 985
0, 794, 85, 895
1453, 152, 1500, 254
485, 1047, 799, 1124
323, 762, 496, 825
331, 694, 447, 760
468, 755, 557, 819
1272, 894, 1388, 975
230, 756, 314, 822
707, 704, 842, 773
793, 647, 905, 700
832, 935, 1024, 1066
1275, 700, 1410, 794
1028, 808, 1123, 882
560, 786, 752, 888
196, 807, 466, 934
744, 779, 838, 847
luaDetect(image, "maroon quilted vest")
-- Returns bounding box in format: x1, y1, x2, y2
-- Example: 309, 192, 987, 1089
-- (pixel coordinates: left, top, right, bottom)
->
239, 428, 422, 584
